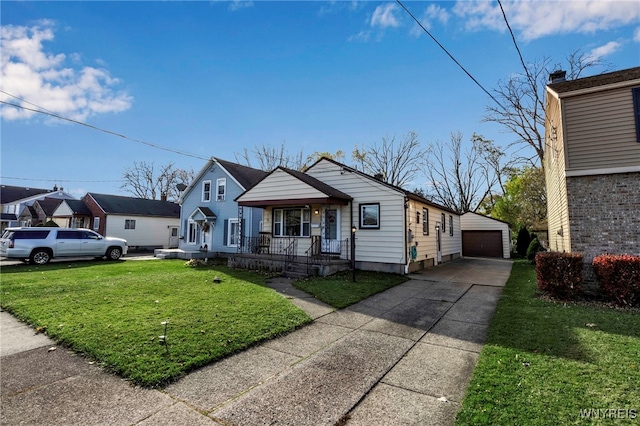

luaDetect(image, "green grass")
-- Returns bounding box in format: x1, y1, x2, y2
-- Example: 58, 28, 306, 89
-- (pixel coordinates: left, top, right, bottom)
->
0, 260, 311, 387
456, 261, 640, 425
293, 270, 408, 309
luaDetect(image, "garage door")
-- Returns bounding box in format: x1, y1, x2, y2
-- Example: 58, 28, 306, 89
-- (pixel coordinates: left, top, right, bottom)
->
462, 230, 503, 258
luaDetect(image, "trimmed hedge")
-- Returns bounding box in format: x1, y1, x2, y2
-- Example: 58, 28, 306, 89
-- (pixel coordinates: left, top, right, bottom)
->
593, 254, 640, 307
535, 252, 583, 299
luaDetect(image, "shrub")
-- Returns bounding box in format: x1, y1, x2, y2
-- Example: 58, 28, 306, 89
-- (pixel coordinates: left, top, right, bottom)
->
516, 228, 531, 258
592, 254, 640, 307
526, 237, 545, 264
535, 252, 583, 300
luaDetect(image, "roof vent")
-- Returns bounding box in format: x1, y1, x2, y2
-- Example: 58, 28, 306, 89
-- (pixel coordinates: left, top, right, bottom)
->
549, 70, 566, 83
374, 172, 385, 181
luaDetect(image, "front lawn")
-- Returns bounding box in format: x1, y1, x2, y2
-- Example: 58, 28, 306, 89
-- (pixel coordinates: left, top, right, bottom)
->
294, 270, 408, 309
456, 261, 640, 425
0, 260, 311, 387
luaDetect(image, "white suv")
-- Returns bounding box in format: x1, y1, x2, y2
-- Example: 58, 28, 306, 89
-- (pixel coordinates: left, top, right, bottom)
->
0, 227, 128, 265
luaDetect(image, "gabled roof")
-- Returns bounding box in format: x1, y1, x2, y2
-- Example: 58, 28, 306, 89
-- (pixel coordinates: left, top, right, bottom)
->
235, 166, 352, 207
215, 158, 268, 189
86, 193, 180, 217
0, 185, 55, 204
461, 211, 511, 226
178, 157, 268, 204
308, 157, 460, 215
548, 66, 640, 95
62, 199, 92, 215
34, 198, 64, 216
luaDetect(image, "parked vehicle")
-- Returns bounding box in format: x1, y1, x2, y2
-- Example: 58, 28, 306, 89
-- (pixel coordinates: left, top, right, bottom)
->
0, 227, 128, 265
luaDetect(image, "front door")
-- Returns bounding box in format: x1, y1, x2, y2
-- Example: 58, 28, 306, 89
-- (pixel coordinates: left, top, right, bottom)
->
321, 208, 341, 254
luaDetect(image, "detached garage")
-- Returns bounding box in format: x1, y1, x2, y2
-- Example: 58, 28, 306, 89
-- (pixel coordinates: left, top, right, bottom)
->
460, 212, 511, 259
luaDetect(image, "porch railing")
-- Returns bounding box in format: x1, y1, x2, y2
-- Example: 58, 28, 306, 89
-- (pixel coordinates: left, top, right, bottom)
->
238, 234, 297, 256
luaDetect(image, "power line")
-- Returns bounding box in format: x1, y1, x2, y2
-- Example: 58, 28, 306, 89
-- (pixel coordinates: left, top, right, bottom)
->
395, 0, 506, 111
0, 93, 209, 161
1, 176, 126, 183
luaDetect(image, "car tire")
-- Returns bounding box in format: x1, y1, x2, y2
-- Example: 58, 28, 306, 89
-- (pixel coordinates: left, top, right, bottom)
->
106, 247, 122, 261
30, 249, 51, 265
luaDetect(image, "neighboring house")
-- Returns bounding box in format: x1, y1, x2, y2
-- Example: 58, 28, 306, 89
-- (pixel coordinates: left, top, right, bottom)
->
544, 66, 640, 282
0, 184, 75, 231
52, 199, 93, 228
460, 212, 511, 259
17, 198, 64, 226
236, 157, 461, 274
174, 158, 267, 257
82, 193, 181, 250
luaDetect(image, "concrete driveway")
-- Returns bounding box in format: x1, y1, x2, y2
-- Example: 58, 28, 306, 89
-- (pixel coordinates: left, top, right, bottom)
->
1, 257, 512, 425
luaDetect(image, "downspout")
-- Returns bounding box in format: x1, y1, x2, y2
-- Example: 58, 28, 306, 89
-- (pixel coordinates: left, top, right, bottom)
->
404, 197, 409, 274
350, 200, 354, 265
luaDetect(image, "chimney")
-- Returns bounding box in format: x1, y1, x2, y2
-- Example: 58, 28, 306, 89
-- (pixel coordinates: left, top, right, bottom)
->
53, 184, 58, 191
549, 70, 566, 83
161, 193, 168, 201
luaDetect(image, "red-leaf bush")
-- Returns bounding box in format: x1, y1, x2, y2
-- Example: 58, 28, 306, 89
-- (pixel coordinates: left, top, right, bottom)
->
535, 252, 584, 299
592, 254, 640, 307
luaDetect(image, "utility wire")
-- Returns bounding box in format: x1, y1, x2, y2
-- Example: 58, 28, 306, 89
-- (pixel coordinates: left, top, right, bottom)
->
1, 176, 126, 183
0, 94, 209, 161
395, 0, 506, 111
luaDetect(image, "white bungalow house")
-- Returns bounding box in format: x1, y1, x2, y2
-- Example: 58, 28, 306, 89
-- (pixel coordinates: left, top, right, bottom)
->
166, 157, 267, 259
235, 157, 461, 275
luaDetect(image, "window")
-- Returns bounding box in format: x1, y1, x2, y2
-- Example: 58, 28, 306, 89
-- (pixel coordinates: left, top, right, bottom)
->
57, 230, 81, 239
633, 88, 640, 142
93, 217, 100, 231
449, 215, 453, 236
227, 219, 240, 246
273, 208, 310, 237
359, 203, 380, 229
125, 219, 136, 230
441, 213, 445, 232
202, 180, 212, 202
187, 221, 199, 244
423, 208, 429, 235
216, 178, 226, 201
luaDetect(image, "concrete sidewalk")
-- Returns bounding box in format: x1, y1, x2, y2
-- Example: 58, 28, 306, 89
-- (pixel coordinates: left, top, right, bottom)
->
1, 257, 512, 425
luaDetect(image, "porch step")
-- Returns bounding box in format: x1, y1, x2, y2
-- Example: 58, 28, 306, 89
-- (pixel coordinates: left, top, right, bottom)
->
282, 263, 320, 280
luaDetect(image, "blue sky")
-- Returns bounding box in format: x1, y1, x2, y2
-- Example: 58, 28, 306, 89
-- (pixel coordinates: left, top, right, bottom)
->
2, 1, 639, 198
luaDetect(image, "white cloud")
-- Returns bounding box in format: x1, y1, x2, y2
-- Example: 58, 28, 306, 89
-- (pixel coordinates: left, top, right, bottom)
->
371, 3, 401, 29
410, 4, 450, 37
228, 0, 253, 12
634, 27, 640, 42
348, 30, 371, 43
585, 40, 623, 62
453, 0, 640, 41
0, 21, 132, 122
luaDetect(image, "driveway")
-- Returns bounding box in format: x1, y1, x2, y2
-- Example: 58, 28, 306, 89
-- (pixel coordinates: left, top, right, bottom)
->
1, 257, 512, 425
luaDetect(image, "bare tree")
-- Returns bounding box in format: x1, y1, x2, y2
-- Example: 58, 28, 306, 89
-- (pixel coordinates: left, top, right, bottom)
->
485, 49, 608, 166
235, 141, 305, 171
121, 161, 194, 202
351, 131, 426, 188
422, 132, 508, 213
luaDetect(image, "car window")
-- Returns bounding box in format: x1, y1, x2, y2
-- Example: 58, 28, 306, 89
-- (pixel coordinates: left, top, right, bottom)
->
2, 230, 15, 239
14, 230, 51, 239
56, 230, 81, 239
80, 230, 101, 240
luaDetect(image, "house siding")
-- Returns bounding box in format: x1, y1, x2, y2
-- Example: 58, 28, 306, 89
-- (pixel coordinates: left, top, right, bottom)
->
306, 160, 407, 270
236, 169, 328, 203
179, 163, 262, 254
105, 214, 178, 249
563, 85, 640, 171
545, 92, 572, 253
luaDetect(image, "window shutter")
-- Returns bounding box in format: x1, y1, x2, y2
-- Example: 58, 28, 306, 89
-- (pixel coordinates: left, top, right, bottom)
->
223, 219, 228, 246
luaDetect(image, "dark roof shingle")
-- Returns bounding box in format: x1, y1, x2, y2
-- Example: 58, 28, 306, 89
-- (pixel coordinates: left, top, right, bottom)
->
215, 158, 268, 189
0, 185, 53, 204
548, 66, 640, 94
86, 193, 180, 217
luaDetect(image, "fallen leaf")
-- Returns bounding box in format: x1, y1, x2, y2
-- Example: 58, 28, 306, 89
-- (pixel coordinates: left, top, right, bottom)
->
47, 347, 56, 352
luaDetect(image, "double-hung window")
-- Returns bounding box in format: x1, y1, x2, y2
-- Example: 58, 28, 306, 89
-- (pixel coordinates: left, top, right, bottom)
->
188, 221, 198, 244
441, 213, 445, 232
202, 180, 212, 202
216, 178, 226, 201
273, 207, 310, 237
125, 219, 136, 230
449, 215, 453, 236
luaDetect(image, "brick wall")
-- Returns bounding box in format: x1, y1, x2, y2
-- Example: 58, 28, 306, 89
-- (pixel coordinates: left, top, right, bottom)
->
566, 172, 640, 286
